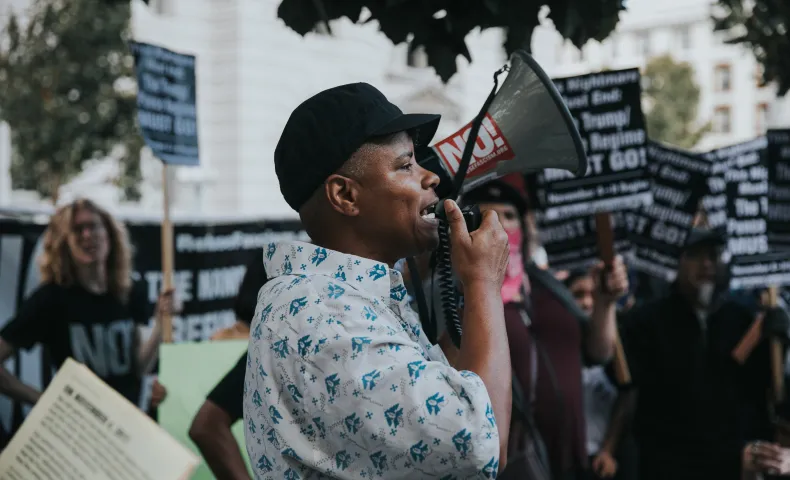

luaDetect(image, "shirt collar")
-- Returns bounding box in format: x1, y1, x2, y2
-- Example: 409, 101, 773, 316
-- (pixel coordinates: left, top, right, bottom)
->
263, 240, 410, 306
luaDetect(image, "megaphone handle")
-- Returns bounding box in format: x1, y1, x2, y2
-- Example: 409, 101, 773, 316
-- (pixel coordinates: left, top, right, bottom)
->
594, 212, 631, 386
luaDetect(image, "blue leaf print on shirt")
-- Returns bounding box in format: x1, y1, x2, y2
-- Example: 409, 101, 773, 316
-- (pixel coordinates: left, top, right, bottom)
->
265, 243, 276, 260
410, 440, 429, 463
344, 413, 363, 434
297, 335, 312, 357
260, 303, 273, 323
326, 283, 345, 299
482, 457, 499, 478
335, 450, 353, 470
310, 247, 328, 266
257, 454, 273, 472
312, 417, 326, 437
485, 403, 496, 427
325, 374, 340, 396
289, 297, 308, 316
272, 339, 291, 359
269, 406, 283, 424
287, 384, 303, 403
313, 337, 327, 354
281, 448, 302, 461
367, 264, 387, 280
384, 404, 403, 428
267, 428, 280, 448
362, 370, 381, 391
369, 451, 389, 472
426, 393, 445, 415
252, 322, 263, 341
363, 306, 378, 321
458, 388, 472, 406
283, 257, 293, 274
334, 266, 347, 281
258, 363, 268, 378
252, 390, 263, 407
351, 336, 372, 353
284, 468, 301, 480
407, 360, 426, 380
452, 429, 473, 457
390, 285, 408, 302
248, 418, 256, 434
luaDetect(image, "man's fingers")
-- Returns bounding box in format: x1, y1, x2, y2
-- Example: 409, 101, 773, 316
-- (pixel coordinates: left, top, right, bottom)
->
444, 199, 469, 246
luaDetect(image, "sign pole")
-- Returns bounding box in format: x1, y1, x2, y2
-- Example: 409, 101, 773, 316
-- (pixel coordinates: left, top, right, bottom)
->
595, 212, 631, 385
161, 164, 174, 343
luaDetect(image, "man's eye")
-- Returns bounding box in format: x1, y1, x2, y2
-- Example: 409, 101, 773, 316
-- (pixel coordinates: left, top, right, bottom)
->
400, 163, 414, 171
503, 211, 517, 221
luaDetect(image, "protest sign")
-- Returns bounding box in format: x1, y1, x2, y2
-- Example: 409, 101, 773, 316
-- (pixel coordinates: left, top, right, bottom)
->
129, 41, 199, 166
158, 341, 251, 480
626, 142, 709, 281
768, 129, 790, 250
528, 68, 652, 220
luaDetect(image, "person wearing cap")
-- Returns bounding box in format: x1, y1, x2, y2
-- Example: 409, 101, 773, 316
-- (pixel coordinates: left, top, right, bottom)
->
242, 83, 512, 479
453, 179, 629, 480
617, 227, 790, 480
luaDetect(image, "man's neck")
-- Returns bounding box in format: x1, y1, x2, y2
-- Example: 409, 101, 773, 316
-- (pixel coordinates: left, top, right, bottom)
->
76, 264, 108, 294
677, 283, 708, 313
311, 236, 399, 268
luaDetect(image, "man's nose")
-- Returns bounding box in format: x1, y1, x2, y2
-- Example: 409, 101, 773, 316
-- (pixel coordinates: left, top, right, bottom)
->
419, 164, 441, 190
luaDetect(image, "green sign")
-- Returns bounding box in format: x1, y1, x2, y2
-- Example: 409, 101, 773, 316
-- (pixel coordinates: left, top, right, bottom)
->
158, 341, 251, 479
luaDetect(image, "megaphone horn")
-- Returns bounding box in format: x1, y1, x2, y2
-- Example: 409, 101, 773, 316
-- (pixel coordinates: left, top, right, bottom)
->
418, 50, 588, 202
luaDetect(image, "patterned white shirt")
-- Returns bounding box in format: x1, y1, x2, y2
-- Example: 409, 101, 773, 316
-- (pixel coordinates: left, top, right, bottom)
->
243, 241, 500, 479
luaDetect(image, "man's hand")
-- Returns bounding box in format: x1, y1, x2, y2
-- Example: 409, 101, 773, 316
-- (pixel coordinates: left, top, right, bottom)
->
155, 288, 179, 321
445, 199, 509, 290
743, 441, 790, 476
151, 378, 168, 409
589, 255, 629, 304
763, 307, 790, 343
592, 450, 618, 478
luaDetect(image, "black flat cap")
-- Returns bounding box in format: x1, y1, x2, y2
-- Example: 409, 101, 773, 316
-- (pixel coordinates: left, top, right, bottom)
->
683, 226, 727, 251
459, 179, 528, 217
274, 83, 441, 212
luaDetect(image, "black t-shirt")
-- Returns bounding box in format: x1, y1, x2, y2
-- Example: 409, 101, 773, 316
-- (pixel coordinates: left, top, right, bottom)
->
233, 253, 268, 326
1, 281, 150, 404
207, 354, 246, 422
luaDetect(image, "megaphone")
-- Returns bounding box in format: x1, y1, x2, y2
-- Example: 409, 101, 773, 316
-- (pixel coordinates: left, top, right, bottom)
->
411, 50, 587, 348
418, 49, 588, 210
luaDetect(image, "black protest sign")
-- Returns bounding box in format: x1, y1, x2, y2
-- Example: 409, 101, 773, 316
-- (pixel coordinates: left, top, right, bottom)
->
768, 129, 790, 250
730, 252, 790, 290
537, 211, 630, 272
527, 69, 652, 220
128, 220, 308, 342
626, 142, 709, 281
129, 41, 199, 166
701, 153, 728, 229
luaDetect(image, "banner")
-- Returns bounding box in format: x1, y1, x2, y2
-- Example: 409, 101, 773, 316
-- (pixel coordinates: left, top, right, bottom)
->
0, 216, 306, 435
626, 142, 709, 281
768, 129, 790, 250
528, 69, 652, 220
158, 341, 251, 480
701, 150, 730, 229
130, 41, 199, 166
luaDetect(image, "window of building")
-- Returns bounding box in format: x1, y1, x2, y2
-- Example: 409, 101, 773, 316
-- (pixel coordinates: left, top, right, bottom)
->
756, 103, 770, 134
678, 26, 691, 50
714, 64, 732, 91
714, 106, 732, 133
636, 32, 650, 57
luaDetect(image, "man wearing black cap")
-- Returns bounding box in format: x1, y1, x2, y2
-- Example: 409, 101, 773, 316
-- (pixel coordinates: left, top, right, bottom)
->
455, 179, 628, 480
618, 227, 790, 480
242, 83, 512, 479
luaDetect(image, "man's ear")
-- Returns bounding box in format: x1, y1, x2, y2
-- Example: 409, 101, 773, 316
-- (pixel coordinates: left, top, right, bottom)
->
324, 174, 361, 216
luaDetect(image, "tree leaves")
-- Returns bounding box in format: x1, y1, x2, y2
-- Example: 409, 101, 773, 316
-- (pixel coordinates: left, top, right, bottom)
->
642, 55, 710, 149
714, 0, 790, 96
276, 0, 625, 82
0, 0, 141, 200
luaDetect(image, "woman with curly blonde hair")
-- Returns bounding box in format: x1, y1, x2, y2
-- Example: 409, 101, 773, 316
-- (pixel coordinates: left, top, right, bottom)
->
0, 198, 174, 407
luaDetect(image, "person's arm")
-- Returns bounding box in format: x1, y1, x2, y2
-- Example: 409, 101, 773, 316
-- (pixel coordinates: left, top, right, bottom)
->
445, 200, 512, 472
0, 339, 41, 404
190, 401, 250, 480
599, 388, 637, 456
0, 285, 56, 404
190, 354, 249, 480
585, 256, 629, 364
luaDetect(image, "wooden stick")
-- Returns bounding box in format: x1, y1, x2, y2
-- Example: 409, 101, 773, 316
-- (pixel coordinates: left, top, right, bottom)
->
767, 286, 784, 404
595, 212, 631, 385
161, 165, 174, 343
732, 314, 765, 364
